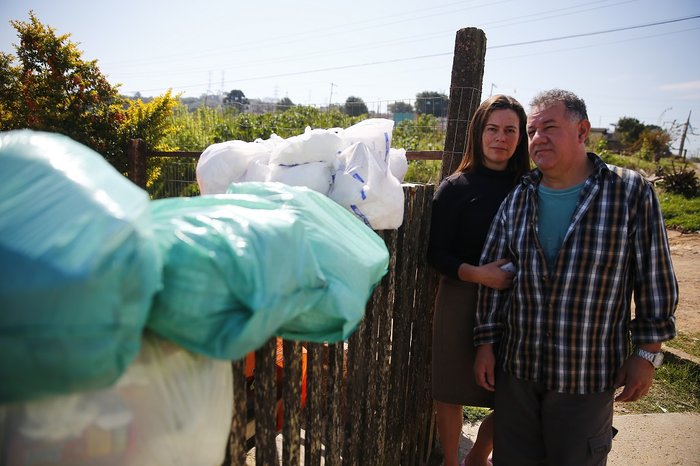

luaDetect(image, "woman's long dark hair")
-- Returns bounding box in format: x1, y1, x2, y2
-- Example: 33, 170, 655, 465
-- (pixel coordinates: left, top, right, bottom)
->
452, 94, 530, 181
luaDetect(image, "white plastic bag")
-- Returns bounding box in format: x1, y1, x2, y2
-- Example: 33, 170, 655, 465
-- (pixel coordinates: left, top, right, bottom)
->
267, 161, 334, 195
242, 158, 271, 182
340, 118, 394, 163
242, 134, 282, 182
196, 140, 272, 194
388, 148, 408, 182
270, 127, 343, 165
329, 142, 404, 230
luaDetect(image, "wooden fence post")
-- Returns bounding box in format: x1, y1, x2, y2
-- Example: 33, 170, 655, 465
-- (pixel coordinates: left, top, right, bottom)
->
440, 28, 487, 180
127, 138, 148, 189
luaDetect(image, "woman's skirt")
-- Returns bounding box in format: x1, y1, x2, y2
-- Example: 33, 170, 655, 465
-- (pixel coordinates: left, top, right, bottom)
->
431, 275, 494, 408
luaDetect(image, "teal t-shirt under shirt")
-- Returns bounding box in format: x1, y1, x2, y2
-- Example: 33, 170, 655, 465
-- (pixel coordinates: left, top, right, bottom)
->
537, 181, 585, 273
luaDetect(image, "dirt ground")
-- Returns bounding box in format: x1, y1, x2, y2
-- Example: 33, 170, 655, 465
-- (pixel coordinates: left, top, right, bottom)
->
667, 230, 700, 335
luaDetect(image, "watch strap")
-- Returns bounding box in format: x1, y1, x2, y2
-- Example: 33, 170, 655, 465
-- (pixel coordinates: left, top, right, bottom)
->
635, 347, 664, 368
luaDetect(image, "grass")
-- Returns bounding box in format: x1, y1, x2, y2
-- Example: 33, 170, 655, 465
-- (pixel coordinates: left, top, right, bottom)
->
665, 332, 700, 359
658, 192, 700, 232
463, 406, 491, 424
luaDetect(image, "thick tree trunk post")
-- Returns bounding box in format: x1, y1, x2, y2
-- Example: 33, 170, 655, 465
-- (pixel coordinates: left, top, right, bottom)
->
440, 28, 487, 181
127, 138, 148, 189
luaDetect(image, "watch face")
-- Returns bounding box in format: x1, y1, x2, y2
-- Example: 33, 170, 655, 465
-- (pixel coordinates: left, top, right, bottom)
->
652, 352, 664, 366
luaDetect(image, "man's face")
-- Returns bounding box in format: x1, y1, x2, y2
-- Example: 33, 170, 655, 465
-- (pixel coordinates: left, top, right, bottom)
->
526, 101, 585, 174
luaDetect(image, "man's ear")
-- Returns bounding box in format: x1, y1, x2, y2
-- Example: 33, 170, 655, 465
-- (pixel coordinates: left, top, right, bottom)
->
578, 119, 591, 143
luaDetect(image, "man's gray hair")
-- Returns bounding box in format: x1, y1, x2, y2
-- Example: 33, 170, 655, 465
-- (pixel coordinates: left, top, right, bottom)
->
529, 89, 589, 121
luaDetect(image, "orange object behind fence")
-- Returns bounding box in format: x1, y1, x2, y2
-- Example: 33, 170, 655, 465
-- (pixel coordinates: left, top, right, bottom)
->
244, 338, 308, 431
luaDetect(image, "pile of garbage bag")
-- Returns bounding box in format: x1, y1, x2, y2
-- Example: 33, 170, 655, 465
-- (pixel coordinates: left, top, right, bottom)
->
0, 129, 392, 465
196, 118, 408, 230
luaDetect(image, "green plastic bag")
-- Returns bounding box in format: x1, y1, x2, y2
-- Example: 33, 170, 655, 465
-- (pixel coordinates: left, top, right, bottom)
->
147, 182, 389, 359
0, 130, 162, 403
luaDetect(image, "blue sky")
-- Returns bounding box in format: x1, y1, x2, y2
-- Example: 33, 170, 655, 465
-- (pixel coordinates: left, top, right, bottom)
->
2, 0, 699, 155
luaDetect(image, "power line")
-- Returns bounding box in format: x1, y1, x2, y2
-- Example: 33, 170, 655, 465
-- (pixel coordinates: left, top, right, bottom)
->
488, 14, 700, 49
126, 14, 699, 94
488, 25, 700, 63
105, 0, 634, 71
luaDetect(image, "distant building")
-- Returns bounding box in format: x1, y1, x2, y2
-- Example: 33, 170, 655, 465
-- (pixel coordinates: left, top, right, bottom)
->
589, 127, 622, 152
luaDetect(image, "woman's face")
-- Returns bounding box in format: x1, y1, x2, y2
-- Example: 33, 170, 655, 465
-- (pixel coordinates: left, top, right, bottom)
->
481, 108, 521, 171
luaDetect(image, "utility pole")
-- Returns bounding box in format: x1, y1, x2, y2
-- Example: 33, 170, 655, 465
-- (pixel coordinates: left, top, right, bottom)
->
489, 83, 497, 97
678, 110, 692, 159
329, 82, 337, 108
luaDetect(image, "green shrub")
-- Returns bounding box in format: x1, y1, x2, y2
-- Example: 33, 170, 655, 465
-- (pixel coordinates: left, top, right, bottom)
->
405, 160, 442, 184
163, 105, 364, 151
658, 191, 700, 232
656, 165, 700, 198
463, 406, 490, 424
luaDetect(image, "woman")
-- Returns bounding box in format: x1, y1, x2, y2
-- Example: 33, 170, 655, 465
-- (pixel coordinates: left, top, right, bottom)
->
427, 95, 530, 466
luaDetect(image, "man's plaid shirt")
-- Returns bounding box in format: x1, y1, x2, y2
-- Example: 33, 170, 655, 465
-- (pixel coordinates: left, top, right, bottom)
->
474, 153, 678, 394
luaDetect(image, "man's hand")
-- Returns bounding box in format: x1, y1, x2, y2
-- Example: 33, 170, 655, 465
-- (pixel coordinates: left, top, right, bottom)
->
613, 356, 656, 402
474, 344, 496, 392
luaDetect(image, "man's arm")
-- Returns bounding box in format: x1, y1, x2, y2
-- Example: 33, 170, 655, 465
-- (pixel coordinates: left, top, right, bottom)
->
629, 182, 678, 344
617, 181, 678, 402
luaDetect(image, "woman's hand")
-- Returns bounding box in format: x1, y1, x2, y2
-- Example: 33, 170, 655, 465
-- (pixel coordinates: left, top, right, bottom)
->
477, 259, 514, 290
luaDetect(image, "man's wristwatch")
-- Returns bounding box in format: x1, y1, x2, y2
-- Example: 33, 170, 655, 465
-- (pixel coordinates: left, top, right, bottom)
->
635, 348, 664, 368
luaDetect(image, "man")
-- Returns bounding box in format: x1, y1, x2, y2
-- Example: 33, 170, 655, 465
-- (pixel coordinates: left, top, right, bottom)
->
473, 89, 678, 465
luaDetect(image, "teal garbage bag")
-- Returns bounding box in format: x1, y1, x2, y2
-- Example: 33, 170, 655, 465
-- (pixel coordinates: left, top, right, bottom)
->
148, 182, 389, 359
0, 130, 162, 403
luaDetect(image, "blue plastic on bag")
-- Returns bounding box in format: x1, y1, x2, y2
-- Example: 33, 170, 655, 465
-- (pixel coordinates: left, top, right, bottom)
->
147, 182, 389, 360
0, 130, 162, 403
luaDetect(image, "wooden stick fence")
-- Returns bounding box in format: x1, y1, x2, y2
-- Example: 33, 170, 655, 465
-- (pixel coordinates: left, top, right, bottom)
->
221, 184, 440, 466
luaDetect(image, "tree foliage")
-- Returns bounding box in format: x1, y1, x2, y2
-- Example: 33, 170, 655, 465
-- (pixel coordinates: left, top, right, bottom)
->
344, 96, 368, 117
415, 91, 448, 117
276, 96, 294, 112
638, 127, 671, 162
389, 101, 414, 114
614, 116, 673, 161
615, 117, 646, 148
0, 12, 123, 161
223, 89, 248, 109
0, 12, 178, 173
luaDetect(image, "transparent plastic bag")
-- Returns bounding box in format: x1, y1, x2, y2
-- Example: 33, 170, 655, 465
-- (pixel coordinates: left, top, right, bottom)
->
226, 182, 390, 342
0, 333, 233, 466
147, 183, 389, 359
